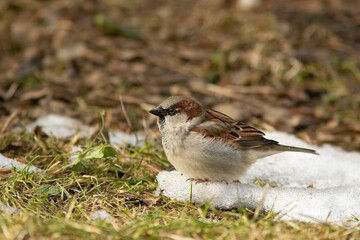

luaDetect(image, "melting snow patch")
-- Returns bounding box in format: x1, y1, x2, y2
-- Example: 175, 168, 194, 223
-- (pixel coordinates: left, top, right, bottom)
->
157, 132, 360, 226
90, 210, 114, 221
69, 146, 83, 164
26, 114, 93, 138
0, 204, 21, 215
109, 130, 145, 147
25, 114, 144, 147
0, 154, 42, 172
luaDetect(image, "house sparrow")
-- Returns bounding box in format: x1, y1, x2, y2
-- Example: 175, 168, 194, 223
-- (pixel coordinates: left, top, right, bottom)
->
150, 96, 318, 182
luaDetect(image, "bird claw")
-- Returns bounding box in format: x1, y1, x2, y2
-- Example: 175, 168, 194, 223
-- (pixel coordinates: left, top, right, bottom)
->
187, 178, 209, 184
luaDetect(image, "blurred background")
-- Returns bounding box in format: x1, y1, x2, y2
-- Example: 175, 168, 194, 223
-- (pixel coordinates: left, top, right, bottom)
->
0, 0, 359, 150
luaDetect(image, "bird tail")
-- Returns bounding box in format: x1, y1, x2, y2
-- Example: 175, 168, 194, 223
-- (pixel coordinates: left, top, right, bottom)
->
275, 144, 319, 155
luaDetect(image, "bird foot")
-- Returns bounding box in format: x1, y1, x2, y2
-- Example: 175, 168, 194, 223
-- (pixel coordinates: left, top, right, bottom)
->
187, 178, 209, 184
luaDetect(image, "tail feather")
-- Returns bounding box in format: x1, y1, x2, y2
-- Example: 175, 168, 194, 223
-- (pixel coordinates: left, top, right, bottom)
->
275, 144, 319, 155
248, 142, 319, 161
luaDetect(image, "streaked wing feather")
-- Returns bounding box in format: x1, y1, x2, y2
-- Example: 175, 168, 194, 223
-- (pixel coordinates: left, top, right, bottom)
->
192, 109, 277, 150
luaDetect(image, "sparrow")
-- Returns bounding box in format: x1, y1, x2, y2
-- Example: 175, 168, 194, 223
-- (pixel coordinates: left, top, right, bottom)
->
150, 96, 318, 182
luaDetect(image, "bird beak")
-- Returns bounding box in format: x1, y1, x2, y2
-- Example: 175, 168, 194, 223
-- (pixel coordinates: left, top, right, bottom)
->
149, 106, 166, 117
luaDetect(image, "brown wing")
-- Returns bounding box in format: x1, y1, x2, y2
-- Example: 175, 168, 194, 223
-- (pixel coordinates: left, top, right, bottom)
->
192, 109, 278, 150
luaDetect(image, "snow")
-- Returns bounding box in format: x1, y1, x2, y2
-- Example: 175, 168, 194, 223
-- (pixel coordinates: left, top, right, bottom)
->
157, 132, 360, 226
26, 114, 93, 138
0, 154, 42, 172
0, 204, 21, 215
90, 210, 114, 221
109, 130, 144, 147
69, 145, 83, 163
25, 114, 145, 147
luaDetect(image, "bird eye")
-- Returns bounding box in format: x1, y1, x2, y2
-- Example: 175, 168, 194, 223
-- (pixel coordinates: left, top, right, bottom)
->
168, 108, 177, 116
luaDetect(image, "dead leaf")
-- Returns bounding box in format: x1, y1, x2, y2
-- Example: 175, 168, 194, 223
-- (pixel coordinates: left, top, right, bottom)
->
119, 192, 159, 206
21, 88, 51, 101
0, 140, 27, 152
56, 43, 88, 61
0, 169, 12, 174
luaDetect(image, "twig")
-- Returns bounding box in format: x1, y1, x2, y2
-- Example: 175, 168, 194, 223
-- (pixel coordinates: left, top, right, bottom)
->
254, 183, 269, 219
1, 110, 19, 133
119, 95, 132, 128
120, 95, 155, 112
189, 81, 266, 108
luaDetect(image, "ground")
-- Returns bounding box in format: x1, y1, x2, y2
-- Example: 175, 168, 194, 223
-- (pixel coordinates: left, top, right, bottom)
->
0, 0, 359, 239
